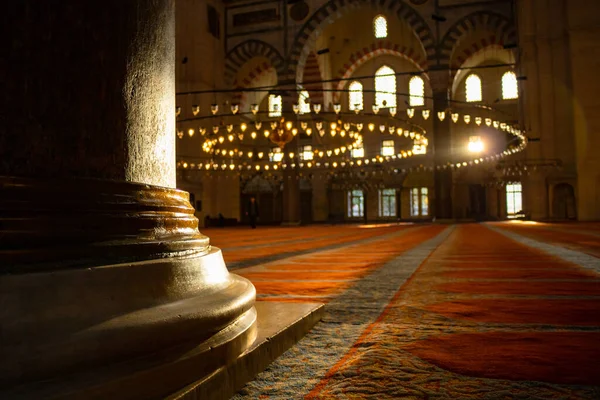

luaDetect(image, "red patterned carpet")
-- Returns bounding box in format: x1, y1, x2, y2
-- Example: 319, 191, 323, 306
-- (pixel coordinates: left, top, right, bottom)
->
225, 224, 445, 303
211, 223, 600, 399
493, 221, 600, 258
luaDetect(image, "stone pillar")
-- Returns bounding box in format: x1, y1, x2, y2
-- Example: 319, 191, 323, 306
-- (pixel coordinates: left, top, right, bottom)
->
312, 176, 329, 222
0, 2, 255, 397
282, 167, 301, 224
430, 69, 453, 219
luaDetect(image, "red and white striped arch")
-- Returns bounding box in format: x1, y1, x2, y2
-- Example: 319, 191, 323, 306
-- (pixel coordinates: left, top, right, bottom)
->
332, 41, 427, 102
232, 61, 278, 113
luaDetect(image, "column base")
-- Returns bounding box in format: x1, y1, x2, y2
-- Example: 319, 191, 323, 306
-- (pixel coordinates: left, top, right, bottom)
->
0, 248, 257, 398
170, 301, 325, 400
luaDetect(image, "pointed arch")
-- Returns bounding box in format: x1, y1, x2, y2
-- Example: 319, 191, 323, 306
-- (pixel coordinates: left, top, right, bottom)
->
288, 0, 435, 84
333, 42, 427, 102
300, 51, 324, 107
225, 40, 284, 87
439, 11, 517, 69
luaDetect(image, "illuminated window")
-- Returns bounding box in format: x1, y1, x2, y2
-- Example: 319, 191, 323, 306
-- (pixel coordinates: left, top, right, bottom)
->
299, 90, 311, 114
348, 190, 364, 218
466, 74, 482, 102
374, 15, 387, 38
348, 81, 364, 111
270, 147, 283, 162
379, 189, 396, 217
375, 65, 396, 108
301, 145, 313, 160
381, 140, 395, 156
506, 182, 523, 217
268, 94, 282, 117
410, 187, 429, 217
352, 142, 364, 158
412, 137, 427, 155
409, 76, 425, 107
502, 71, 518, 100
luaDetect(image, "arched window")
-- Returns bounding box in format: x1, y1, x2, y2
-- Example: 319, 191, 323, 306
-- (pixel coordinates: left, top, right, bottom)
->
409, 76, 424, 107
375, 65, 396, 108
299, 90, 311, 114
465, 74, 482, 102
348, 81, 363, 111
374, 15, 387, 38
502, 71, 518, 100
268, 94, 282, 117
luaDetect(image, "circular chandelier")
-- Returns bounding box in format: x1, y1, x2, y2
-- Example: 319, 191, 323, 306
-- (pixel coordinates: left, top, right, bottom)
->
175, 88, 527, 174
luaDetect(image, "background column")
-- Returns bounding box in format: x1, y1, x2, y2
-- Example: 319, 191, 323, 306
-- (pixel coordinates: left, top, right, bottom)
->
430, 69, 454, 220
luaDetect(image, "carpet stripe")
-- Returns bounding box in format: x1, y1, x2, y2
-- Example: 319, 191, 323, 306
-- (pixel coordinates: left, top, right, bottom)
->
233, 226, 451, 399
487, 224, 600, 275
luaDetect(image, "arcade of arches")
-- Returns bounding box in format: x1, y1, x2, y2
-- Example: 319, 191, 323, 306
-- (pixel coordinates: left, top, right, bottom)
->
2, 0, 600, 399
177, 0, 600, 225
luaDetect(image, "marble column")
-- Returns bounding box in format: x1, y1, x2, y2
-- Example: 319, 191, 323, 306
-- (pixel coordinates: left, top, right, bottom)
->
430, 69, 454, 219
0, 1, 256, 397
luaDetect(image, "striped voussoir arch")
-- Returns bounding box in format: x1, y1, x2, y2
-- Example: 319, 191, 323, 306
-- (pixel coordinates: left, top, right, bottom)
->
438, 11, 517, 70
225, 40, 284, 88
300, 51, 324, 106
231, 61, 276, 112
332, 40, 427, 102
288, 0, 435, 86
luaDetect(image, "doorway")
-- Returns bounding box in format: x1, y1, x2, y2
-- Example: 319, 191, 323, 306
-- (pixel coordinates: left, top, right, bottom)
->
300, 190, 312, 224
468, 184, 487, 221
552, 183, 576, 220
